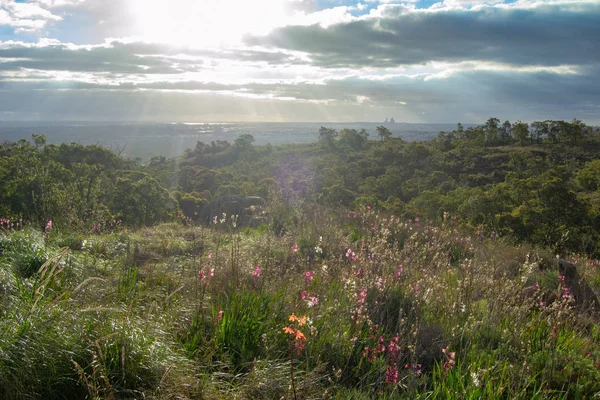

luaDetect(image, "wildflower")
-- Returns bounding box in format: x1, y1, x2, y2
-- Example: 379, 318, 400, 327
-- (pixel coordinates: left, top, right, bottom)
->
387, 336, 401, 359
217, 310, 224, 320
307, 295, 319, 308
442, 346, 456, 371
207, 253, 212, 259
355, 288, 367, 306
252, 265, 261, 278
288, 314, 306, 325
471, 371, 481, 387
284, 313, 308, 355
198, 267, 213, 283
396, 264, 403, 278
559, 275, 571, 299
346, 248, 356, 261
291, 243, 299, 253
385, 364, 399, 384
283, 326, 295, 335
304, 270, 315, 284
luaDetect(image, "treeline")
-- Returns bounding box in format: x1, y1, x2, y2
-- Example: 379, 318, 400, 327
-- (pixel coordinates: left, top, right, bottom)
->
0, 135, 177, 228
2, 118, 600, 255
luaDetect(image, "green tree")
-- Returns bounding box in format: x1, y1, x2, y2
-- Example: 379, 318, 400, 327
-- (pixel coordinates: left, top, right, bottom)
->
376, 125, 392, 141
318, 127, 338, 147
513, 121, 529, 146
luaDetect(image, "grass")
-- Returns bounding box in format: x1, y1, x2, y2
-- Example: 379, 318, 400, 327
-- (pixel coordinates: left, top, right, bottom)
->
1, 206, 600, 399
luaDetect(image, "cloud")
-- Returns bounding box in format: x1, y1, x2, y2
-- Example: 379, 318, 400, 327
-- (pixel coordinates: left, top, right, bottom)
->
2, 62, 598, 123
0, 0, 598, 124
0, 0, 62, 32
246, 1, 600, 68
0, 39, 306, 75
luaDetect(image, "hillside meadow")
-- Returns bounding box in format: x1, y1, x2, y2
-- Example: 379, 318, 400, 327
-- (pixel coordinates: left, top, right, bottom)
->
1, 119, 600, 398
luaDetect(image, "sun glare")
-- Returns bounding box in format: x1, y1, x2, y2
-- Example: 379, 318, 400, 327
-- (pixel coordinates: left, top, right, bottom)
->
130, 0, 288, 47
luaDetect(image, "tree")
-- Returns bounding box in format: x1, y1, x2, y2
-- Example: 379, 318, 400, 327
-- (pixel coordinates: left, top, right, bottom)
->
484, 117, 500, 144
318, 127, 338, 147
339, 128, 368, 150
234, 134, 254, 148
513, 121, 529, 146
530, 121, 548, 144
500, 120, 512, 141
376, 125, 392, 141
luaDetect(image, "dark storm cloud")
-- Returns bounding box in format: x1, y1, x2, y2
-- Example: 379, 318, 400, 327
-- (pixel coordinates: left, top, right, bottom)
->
245, 2, 600, 68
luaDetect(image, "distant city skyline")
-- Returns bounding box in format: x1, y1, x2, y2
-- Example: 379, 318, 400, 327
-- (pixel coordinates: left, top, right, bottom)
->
0, 0, 599, 124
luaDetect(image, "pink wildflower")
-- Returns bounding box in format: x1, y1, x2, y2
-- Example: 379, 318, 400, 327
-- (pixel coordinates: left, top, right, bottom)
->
346, 248, 356, 261
385, 364, 399, 384
396, 264, 403, 278
442, 346, 456, 371
304, 270, 315, 283
252, 265, 261, 278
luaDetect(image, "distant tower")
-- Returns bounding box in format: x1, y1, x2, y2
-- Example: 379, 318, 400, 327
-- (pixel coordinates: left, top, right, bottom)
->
390, 117, 395, 124
384, 117, 389, 123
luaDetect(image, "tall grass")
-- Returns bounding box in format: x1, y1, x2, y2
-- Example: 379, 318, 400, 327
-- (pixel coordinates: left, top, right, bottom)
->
1, 207, 599, 398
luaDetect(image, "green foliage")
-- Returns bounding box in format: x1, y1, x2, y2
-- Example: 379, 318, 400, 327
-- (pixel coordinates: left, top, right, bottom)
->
212, 288, 285, 371
0, 228, 48, 278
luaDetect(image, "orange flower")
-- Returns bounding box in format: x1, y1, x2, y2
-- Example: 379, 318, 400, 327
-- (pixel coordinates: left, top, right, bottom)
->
297, 316, 307, 326
283, 326, 295, 335
295, 329, 306, 341
289, 314, 298, 322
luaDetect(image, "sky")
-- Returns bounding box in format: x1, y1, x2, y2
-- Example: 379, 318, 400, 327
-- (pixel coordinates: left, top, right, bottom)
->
0, 0, 598, 123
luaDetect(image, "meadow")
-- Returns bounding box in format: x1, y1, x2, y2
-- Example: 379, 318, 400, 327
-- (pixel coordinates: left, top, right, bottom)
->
1, 204, 599, 399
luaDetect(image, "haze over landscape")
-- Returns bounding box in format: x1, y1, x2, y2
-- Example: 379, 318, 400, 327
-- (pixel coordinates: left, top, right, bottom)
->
1, 0, 598, 124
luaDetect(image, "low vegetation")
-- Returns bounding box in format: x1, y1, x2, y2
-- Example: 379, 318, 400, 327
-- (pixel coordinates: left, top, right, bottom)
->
1, 118, 600, 398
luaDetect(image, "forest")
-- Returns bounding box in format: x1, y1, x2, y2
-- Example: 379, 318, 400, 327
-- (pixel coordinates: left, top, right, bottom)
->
1, 118, 600, 399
